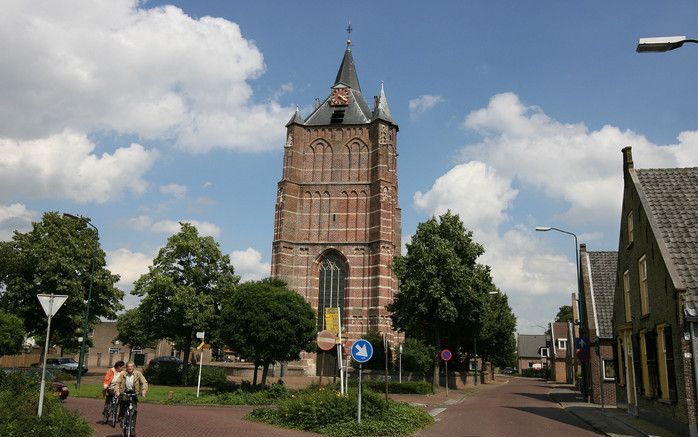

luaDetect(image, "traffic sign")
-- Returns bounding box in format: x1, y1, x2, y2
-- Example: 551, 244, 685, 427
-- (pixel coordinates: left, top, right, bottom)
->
576, 348, 590, 363
342, 340, 353, 357
440, 349, 453, 361
317, 330, 336, 351
37, 294, 68, 317
325, 308, 340, 335
352, 339, 373, 363
575, 337, 590, 350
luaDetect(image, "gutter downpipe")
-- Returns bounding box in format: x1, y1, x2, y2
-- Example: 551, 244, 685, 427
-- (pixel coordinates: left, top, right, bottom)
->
689, 322, 698, 437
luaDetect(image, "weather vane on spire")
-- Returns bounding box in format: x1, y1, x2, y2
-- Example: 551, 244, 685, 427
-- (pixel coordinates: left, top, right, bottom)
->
346, 22, 352, 46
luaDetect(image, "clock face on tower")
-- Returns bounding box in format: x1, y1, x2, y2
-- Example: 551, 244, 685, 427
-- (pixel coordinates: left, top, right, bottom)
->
330, 88, 350, 106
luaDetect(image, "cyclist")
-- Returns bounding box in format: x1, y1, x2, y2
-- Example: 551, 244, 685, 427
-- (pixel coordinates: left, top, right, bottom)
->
115, 361, 148, 435
99, 360, 124, 424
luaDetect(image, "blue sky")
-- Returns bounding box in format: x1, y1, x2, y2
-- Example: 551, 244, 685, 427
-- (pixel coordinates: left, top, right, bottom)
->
2, 0, 698, 333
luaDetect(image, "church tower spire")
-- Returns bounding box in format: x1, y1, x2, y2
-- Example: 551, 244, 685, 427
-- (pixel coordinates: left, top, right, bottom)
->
372, 81, 396, 126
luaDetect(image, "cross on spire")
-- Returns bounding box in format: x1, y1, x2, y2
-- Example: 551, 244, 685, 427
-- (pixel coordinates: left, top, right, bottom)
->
346, 22, 352, 46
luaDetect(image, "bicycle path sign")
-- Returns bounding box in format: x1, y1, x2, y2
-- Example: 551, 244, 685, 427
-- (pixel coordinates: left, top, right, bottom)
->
352, 339, 373, 363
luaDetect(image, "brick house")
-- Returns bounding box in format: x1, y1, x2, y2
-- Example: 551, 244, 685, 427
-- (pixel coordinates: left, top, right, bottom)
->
517, 334, 548, 371
548, 322, 571, 383
612, 146, 698, 436
271, 41, 401, 374
579, 245, 617, 405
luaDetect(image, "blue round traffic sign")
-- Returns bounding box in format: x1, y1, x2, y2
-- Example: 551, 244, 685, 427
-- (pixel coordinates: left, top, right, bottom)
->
440, 349, 453, 361
351, 339, 373, 363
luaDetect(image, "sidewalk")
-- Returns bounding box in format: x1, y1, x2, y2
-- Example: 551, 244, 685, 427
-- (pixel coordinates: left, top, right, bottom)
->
548, 383, 678, 437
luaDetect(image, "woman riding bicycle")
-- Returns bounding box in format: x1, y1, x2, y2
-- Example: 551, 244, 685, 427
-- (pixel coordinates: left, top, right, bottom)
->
115, 361, 148, 435
100, 360, 124, 423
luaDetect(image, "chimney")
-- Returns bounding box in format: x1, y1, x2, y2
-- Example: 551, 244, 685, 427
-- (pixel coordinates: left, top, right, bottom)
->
579, 243, 587, 254
622, 146, 634, 172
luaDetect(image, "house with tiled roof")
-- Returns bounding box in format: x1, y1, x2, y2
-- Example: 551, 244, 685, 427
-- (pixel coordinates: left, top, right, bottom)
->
579, 245, 617, 406
516, 334, 548, 371
612, 146, 698, 437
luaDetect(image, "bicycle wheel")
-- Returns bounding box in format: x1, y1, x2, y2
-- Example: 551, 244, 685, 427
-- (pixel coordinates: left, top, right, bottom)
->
108, 400, 117, 428
122, 410, 131, 437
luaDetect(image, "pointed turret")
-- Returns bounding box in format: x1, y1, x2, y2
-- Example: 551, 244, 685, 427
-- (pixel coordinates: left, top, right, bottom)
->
334, 43, 361, 92
285, 106, 304, 127
372, 82, 396, 126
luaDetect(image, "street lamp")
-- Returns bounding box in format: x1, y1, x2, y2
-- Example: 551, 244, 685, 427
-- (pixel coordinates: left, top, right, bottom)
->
536, 226, 583, 393
63, 213, 98, 389
636, 36, 698, 53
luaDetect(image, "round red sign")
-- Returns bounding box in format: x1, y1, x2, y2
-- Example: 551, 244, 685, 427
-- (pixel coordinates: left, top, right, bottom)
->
317, 330, 336, 351
440, 349, 453, 361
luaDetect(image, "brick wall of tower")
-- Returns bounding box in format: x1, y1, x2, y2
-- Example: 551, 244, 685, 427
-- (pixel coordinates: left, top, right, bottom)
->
271, 122, 401, 373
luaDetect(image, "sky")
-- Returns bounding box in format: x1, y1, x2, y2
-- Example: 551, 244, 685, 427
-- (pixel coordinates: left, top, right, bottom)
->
2, 0, 698, 334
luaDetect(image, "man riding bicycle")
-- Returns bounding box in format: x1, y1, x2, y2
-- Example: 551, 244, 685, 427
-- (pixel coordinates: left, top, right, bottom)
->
115, 361, 148, 435
100, 360, 124, 423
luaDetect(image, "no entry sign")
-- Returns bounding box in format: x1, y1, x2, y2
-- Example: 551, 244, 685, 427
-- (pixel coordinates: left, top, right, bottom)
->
317, 330, 336, 351
440, 349, 453, 361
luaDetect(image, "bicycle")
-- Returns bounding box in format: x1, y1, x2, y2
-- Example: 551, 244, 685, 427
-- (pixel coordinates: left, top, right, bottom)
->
120, 392, 138, 437
104, 392, 119, 428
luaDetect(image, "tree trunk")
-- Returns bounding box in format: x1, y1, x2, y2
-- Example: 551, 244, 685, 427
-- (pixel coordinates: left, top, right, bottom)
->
252, 361, 259, 386
261, 362, 270, 386
182, 347, 191, 385
431, 328, 441, 393
129, 347, 133, 362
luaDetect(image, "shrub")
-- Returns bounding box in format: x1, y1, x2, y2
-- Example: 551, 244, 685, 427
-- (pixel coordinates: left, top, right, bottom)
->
362, 380, 432, 395
144, 362, 227, 389
400, 338, 434, 374
249, 388, 433, 436
0, 371, 92, 437
520, 368, 550, 379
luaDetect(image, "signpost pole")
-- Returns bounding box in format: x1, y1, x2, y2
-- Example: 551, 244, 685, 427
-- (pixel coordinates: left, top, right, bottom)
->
196, 331, 205, 398
358, 363, 362, 424
399, 344, 402, 384
319, 351, 325, 387
383, 334, 389, 400
38, 297, 54, 417
337, 308, 344, 395
445, 359, 449, 396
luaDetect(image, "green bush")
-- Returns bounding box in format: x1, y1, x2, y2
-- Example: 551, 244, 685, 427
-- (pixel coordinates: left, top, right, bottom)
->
401, 338, 434, 374
520, 368, 550, 379
0, 371, 92, 437
248, 388, 433, 436
164, 381, 290, 405
362, 380, 432, 394
144, 362, 227, 389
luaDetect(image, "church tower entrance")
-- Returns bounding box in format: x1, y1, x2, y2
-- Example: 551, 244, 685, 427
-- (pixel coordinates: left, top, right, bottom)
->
271, 37, 401, 375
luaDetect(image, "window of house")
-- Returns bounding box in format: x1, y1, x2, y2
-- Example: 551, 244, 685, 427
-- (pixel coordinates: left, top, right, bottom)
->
528, 361, 534, 368
109, 347, 120, 355
540, 347, 549, 357
603, 360, 616, 380
623, 270, 631, 322
557, 339, 567, 350
639, 255, 649, 315
657, 325, 670, 401
627, 210, 634, 245
639, 330, 653, 397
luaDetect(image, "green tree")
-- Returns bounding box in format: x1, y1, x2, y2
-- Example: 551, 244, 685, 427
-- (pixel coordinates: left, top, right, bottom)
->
360, 329, 392, 371
220, 279, 316, 386
115, 308, 158, 360
555, 305, 573, 323
0, 310, 25, 356
400, 338, 434, 375
133, 223, 239, 383
0, 212, 122, 351
478, 291, 517, 371
388, 211, 489, 389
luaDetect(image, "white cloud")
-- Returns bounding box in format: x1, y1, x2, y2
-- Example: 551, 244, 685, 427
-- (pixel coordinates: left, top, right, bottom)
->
150, 219, 221, 238
125, 215, 153, 231
414, 162, 518, 234
0, 131, 156, 203
160, 183, 187, 199
408, 95, 443, 120
230, 248, 270, 281
0, 1, 291, 152
107, 248, 153, 309
460, 92, 698, 224
0, 203, 36, 240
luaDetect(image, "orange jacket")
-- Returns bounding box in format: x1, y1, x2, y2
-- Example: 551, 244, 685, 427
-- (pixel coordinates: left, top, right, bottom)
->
102, 368, 115, 389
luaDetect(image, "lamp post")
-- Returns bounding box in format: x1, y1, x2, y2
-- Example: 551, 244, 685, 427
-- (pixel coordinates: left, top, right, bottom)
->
63, 213, 98, 389
536, 226, 583, 393
636, 36, 698, 52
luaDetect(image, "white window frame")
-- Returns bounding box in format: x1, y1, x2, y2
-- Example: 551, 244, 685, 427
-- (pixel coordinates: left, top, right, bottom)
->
540, 347, 549, 357
602, 359, 615, 381
557, 339, 567, 350
627, 210, 634, 244
639, 255, 649, 315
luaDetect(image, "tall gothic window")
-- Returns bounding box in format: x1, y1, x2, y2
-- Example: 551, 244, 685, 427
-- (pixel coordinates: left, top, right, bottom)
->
317, 252, 347, 332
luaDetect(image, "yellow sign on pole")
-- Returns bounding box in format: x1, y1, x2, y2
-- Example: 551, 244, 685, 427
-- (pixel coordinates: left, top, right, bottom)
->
196, 341, 206, 350
325, 307, 340, 336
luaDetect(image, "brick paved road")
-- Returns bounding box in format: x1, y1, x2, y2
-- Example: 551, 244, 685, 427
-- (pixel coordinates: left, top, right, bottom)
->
65, 397, 318, 437
418, 377, 602, 437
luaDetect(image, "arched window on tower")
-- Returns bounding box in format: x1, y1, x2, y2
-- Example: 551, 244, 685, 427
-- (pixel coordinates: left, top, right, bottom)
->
317, 251, 347, 333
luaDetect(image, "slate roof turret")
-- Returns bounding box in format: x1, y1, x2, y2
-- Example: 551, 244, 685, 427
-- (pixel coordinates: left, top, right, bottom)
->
372, 82, 397, 127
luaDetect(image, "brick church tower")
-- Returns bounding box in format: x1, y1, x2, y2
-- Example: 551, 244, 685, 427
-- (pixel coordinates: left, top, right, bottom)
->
271, 40, 401, 374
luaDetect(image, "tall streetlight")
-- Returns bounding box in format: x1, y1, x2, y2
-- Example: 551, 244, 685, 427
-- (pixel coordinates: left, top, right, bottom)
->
63, 213, 98, 389
535, 226, 583, 391
636, 36, 698, 53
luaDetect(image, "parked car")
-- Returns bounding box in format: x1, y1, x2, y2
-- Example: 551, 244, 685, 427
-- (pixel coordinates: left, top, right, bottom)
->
51, 380, 70, 400
148, 356, 183, 369
502, 367, 516, 375
43, 357, 88, 375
